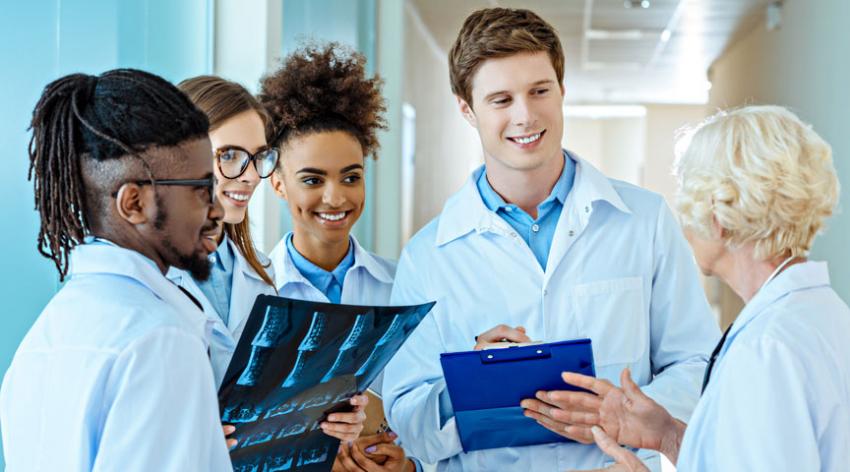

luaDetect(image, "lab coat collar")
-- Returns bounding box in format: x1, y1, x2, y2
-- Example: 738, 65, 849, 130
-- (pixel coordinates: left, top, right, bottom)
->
349, 236, 394, 284
70, 241, 210, 344
724, 260, 831, 349
271, 233, 393, 292
435, 154, 631, 247
227, 236, 271, 284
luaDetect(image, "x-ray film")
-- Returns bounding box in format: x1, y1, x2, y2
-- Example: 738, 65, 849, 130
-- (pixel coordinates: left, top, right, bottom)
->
219, 296, 434, 472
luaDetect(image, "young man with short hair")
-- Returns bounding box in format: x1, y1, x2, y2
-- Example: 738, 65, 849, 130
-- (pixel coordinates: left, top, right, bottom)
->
383, 8, 720, 471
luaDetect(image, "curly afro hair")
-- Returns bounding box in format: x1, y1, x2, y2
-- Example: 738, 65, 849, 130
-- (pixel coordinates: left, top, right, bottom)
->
259, 42, 387, 158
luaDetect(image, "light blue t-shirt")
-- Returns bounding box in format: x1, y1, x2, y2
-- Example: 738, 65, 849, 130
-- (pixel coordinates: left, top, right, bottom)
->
285, 233, 355, 304
476, 151, 575, 270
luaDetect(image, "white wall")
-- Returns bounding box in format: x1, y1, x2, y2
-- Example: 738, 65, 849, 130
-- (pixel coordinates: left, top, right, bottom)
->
642, 105, 707, 204
214, 0, 283, 254
402, 2, 481, 235
563, 116, 645, 186
708, 0, 850, 317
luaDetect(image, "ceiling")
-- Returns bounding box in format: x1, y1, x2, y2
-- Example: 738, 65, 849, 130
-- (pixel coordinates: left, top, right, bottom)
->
408, 0, 774, 104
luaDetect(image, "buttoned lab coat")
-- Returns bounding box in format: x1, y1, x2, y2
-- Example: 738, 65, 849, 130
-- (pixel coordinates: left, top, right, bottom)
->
679, 261, 850, 471
168, 237, 276, 388
0, 242, 231, 471
383, 159, 721, 471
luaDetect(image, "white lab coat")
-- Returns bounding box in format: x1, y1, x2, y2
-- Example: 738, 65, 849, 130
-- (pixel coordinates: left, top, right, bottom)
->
679, 261, 850, 470
268, 233, 395, 307
0, 242, 231, 471
383, 159, 721, 471
167, 237, 276, 388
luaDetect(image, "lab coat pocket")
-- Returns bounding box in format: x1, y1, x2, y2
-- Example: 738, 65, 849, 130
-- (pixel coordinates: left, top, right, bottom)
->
572, 277, 647, 367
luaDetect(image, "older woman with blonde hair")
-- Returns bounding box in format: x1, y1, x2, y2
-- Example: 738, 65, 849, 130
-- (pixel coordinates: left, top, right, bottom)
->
530, 106, 850, 471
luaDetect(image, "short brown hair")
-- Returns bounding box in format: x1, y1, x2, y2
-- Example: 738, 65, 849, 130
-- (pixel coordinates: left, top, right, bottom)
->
178, 75, 275, 289
449, 8, 565, 106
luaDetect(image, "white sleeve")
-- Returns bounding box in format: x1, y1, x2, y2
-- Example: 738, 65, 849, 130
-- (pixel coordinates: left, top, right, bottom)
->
382, 247, 464, 464
640, 201, 721, 421
93, 327, 232, 472
706, 338, 820, 470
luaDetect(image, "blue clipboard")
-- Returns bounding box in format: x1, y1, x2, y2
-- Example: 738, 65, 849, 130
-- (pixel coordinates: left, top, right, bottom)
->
440, 339, 596, 452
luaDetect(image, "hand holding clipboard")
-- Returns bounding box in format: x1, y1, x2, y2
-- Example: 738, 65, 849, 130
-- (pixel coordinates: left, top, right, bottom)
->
440, 338, 596, 452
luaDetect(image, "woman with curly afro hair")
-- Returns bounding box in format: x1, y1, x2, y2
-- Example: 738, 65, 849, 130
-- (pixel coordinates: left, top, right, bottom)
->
260, 43, 419, 472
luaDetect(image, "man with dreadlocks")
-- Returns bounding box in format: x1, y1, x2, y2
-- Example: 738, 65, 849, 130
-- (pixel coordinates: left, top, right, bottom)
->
0, 69, 232, 470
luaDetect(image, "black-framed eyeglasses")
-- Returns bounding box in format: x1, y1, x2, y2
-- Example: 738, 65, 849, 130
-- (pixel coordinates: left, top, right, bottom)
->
215, 145, 280, 179
130, 176, 218, 204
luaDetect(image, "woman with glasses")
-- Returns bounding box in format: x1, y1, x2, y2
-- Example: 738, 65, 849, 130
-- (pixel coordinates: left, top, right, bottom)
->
259, 43, 419, 472
525, 106, 850, 471
170, 76, 368, 447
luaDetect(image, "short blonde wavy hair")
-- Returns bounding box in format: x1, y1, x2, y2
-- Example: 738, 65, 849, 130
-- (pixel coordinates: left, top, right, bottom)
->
674, 105, 839, 261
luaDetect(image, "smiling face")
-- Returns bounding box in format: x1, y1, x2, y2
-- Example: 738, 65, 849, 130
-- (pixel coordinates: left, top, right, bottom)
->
146, 138, 224, 280
271, 130, 365, 249
458, 51, 565, 176
208, 110, 267, 232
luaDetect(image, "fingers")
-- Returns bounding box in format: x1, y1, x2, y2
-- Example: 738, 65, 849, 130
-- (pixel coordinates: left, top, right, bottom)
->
336, 442, 368, 472
620, 368, 642, 401
321, 418, 365, 442
350, 394, 369, 409
591, 426, 649, 472
562, 371, 613, 396
521, 398, 599, 425
349, 441, 385, 472
522, 407, 595, 444
222, 424, 237, 449
365, 443, 406, 461
474, 324, 532, 348
328, 410, 367, 425
535, 389, 602, 413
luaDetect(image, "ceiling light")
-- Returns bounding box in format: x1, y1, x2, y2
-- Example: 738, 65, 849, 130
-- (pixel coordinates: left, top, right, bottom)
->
624, 0, 651, 8
660, 29, 671, 42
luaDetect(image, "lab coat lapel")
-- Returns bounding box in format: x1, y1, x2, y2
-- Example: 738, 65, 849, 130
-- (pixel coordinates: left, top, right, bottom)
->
166, 266, 231, 349
73, 243, 210, 344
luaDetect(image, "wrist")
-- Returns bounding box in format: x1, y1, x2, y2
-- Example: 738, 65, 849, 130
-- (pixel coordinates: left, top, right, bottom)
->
659, 418, 686, 465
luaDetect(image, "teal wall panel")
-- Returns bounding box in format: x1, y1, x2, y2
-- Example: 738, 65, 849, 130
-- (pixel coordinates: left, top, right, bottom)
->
0, 1, 212, 466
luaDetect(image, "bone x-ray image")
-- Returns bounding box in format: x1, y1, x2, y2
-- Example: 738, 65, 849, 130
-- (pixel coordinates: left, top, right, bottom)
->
219, 296, 435, 472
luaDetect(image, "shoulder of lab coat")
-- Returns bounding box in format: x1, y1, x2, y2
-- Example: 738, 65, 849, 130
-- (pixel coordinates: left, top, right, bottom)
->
0, 242, 231, 471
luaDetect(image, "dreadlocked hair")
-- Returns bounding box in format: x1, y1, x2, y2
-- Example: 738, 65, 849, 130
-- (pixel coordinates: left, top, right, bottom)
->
178, 75, 276, 289
258, 41, 387, 157
28, 68, 209, 280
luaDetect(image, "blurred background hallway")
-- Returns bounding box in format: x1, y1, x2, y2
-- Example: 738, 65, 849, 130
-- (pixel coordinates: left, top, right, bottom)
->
2, 1, 848, 468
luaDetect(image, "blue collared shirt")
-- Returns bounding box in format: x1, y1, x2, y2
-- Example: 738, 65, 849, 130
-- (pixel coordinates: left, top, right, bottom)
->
679, 261, 850, 470
285, 233, 355, 304
383, 155, 720, 470
196, 236, 235, 325
0, 242, 231, 471
476, 152, 575, 269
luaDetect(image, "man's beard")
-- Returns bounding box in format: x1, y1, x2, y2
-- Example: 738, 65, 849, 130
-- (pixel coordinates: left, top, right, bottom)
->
153, 196, 212, 281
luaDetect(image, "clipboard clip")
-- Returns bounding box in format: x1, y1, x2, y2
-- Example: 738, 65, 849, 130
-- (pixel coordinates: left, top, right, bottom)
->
479, 345, 551, 364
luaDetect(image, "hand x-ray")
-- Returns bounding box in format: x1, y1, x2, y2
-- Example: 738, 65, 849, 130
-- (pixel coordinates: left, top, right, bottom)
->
219, 296, 434, 472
